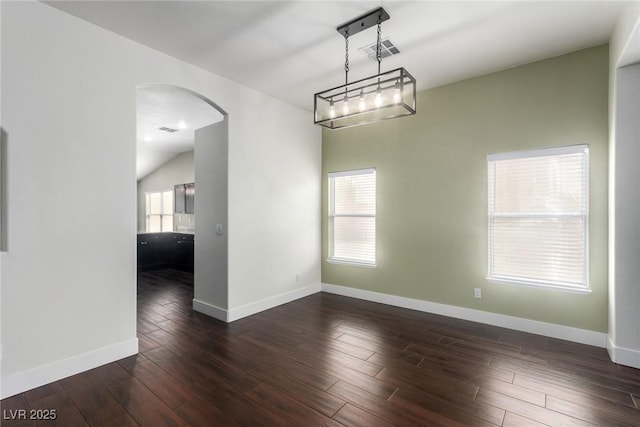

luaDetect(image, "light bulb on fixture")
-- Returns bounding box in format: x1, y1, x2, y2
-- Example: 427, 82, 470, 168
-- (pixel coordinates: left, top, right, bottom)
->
358, 89, 366, 112
342, 94, 350, 115
329, 99, 336, 119
374, 87, 383, 108
393, 80, 402, 104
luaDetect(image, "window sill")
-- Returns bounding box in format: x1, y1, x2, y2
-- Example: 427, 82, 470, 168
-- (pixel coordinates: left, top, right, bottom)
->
326, 258, 377, 269
486, 276, 592, 295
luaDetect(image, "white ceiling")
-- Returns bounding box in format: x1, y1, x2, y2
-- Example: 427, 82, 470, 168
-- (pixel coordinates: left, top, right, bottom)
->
45, 1, 632, 177
136, 85, 223, 179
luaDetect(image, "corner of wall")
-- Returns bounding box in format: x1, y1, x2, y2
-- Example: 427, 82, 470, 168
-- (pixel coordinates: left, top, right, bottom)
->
607, 6, 640, 366
192, 299, 229, 322
607, 336, 640, 369
227, 283, 321, 322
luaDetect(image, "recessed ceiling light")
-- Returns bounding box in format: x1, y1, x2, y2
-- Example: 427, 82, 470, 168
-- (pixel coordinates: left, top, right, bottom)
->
178, 120, 187, 129
144, 135, 152, 142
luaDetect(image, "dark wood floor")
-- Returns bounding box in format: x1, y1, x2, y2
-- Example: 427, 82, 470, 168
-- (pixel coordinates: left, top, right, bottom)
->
3, 269, 640, 426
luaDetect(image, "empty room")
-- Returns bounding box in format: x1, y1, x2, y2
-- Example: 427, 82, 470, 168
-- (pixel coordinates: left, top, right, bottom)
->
1, 1, 640, 426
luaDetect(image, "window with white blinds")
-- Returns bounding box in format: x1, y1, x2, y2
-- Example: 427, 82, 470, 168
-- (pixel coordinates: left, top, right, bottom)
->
487, 145, 589, 291
328, 168, 376, 267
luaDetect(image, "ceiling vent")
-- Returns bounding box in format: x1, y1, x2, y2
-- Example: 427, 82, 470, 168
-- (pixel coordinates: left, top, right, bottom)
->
360, 37, 400, 61
158, 126, 178, 133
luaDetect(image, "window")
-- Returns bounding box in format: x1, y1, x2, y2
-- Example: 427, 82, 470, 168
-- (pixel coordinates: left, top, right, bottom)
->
145, 190, 174, 232
328, 168, 376, 267
487, 145, 589, 291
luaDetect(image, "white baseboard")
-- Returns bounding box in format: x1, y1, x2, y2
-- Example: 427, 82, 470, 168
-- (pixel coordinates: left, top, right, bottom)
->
0, 338, 138, 400
193, 283, 321, 323
193, 299, 229, 322
228, 283, 321, 322
321, 283, 607, 348
607, 336, 640, 369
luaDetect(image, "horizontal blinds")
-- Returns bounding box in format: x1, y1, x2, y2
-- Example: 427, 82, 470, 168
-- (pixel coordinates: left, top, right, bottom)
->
488, 146, 588, 289
329, 169, 376, 265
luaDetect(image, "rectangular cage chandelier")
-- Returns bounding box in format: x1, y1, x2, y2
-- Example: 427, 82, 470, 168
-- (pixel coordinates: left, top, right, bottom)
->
314, 7, 416, 130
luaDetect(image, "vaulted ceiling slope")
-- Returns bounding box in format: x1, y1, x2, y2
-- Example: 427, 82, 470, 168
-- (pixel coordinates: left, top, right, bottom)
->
136, 85, 224, 180
46, 1, 630, 112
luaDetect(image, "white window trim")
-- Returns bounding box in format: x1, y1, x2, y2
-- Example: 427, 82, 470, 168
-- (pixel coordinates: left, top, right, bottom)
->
487, 144, 589, 292
327, 168, 377, 268
326, 258, 378, 269
487, 276, 592, 295
487, 144, 587, 162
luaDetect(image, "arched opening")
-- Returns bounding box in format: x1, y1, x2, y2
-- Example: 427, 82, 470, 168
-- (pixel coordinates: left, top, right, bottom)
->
135, 84, 229, 329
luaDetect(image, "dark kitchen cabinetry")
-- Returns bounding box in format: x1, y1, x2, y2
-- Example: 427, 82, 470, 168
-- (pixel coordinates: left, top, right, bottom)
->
175, 182, 195, 214
137, 232, 194, 273
171, 233, 194, 272
137, 233, 170, 271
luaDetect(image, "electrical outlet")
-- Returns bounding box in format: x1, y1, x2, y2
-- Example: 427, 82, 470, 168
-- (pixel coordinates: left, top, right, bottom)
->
215, 224, 223, 235
474, 288, 482, 299
296, 274, 300, 282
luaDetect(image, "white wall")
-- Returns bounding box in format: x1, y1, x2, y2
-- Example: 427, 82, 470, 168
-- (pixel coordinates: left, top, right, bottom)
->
1, 2, 139, 398
137, 150, 195, 232
607, 2, 640, 368
609, 63, 640, 368
194, 121, 229, 317
228, 93, 322, 313
0, 0, 4, 372
0, 1, 321, 398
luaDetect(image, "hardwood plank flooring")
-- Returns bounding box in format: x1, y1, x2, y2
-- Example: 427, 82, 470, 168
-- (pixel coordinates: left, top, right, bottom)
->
2, 269, 640, 426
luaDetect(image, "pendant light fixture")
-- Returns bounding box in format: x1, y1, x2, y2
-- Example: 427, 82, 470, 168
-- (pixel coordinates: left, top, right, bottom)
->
314, 7, 416, 130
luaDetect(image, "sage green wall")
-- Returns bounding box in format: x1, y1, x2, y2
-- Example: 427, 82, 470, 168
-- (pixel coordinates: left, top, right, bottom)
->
322, 45, 609, 332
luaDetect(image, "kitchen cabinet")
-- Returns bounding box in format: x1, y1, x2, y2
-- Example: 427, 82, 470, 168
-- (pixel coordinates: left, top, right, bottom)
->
185, 183, 195, 214
174, 182, 195, 214
137, 233, 170, 271
137, 232, 194, 273
174, 184, 186, 213
170, 233, 194, 272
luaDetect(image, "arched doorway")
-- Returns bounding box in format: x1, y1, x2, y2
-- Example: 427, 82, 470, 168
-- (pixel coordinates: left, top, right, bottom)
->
135, 84, 229, 328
